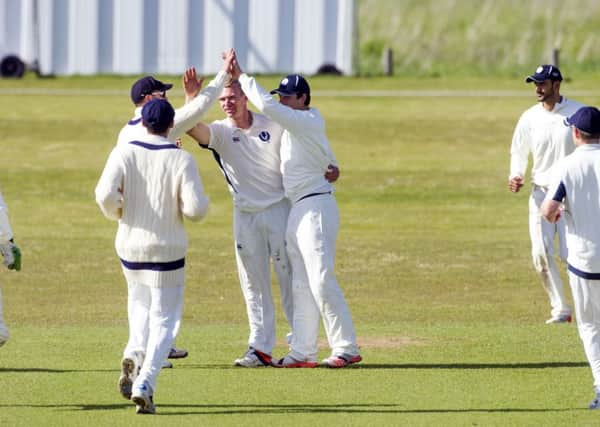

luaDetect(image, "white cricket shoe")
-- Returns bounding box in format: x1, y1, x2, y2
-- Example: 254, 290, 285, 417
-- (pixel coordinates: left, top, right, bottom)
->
545, 314, 572, 324
272, 353, 318, 368
132, 382, 155, 414
234, 347, 272, 367
590, 395, 600, 410
118, 351, 143, 400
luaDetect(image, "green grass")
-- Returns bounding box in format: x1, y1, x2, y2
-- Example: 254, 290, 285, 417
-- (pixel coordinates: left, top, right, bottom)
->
1, 75, 600, 425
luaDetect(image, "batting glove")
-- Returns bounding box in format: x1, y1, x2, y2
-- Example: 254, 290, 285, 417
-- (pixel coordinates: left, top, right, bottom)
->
0, 239, 21, 271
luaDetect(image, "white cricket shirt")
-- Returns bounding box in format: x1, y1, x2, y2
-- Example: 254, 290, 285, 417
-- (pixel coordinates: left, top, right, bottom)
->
510, 97, 585, 187
207, 112, 285, 212
239, 74, 337, 203
547, 144, 600, 275
116, 71, 227, 145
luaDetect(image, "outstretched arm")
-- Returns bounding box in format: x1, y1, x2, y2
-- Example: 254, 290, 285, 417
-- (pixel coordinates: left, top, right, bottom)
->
187, 122, 211, 147
169, 52, 235, 140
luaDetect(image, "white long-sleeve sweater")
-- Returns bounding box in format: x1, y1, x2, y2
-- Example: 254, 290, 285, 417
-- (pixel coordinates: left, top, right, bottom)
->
238, 74, 337, 203
510, 97, 584, 187
95, 134, 209, 270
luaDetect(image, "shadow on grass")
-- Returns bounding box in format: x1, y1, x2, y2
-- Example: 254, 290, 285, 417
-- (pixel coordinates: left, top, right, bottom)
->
183, 361, 588, 370
0, 361, 588, 373
0, 402, 582, 415
0, 367, 114, 373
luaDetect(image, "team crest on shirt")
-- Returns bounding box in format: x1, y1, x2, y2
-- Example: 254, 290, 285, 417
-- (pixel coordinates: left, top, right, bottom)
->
258, 131, 270, 143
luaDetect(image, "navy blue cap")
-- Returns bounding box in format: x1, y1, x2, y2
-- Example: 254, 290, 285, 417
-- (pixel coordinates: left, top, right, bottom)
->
270, 74, 310, 96
130, 76, 173, 104
141, 99, 175, 133
564, 106, 600, 135
525, 65, 563, 83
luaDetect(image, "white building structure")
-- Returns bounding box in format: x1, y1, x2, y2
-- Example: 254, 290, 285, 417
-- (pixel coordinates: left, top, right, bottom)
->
0, 0, 356, 76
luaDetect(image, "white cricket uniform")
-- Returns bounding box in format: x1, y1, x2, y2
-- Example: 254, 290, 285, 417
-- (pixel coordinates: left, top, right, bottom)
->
116, 71, 227, 146
95, 134, 208, 394
510, 97, 584, 318
205, 112, 293, 355
547, 144, 600, 392
0, 190, 13, 344
239, 74, 359, 361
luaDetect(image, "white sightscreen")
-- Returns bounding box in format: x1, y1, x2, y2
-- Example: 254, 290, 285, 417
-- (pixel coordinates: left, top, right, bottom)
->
0, 0, 356, 75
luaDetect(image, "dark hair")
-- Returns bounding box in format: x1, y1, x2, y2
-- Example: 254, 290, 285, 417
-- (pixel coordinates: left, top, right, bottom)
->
297, 92, 311, 106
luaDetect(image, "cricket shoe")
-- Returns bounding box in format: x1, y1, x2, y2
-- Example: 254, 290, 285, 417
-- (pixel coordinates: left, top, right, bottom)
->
162, 360, 173, 369
590, 395, 600, 410
132, 382, 156, 415
545, 314, 572, 324
272, 353, 318, 368
322, 353, 362, 368
118, 352, 143, 400
168, 347, 188, 359
234, 347, 272, 367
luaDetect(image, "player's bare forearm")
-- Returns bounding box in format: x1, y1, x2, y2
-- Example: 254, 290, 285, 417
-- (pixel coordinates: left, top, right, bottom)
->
186, 123, 211, 146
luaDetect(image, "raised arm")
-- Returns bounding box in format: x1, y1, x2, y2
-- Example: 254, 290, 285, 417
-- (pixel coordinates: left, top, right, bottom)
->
169, 51, 235, 140
182, 67, 205, 104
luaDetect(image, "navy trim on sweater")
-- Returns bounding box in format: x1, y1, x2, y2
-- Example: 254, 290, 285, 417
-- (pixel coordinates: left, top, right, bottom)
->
128, 140, 179, 150
120, 258, 185, 271
552, 181, 566, 202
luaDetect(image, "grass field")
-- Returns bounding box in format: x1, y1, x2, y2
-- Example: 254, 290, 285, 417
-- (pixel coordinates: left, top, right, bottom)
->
1, 73, 600, 426
357, 0, 600, 76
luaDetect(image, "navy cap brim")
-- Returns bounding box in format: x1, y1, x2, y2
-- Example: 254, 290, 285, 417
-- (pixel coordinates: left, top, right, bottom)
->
270, 89, 297, 95
525, 75, 544, 83
160, 83, 173, 91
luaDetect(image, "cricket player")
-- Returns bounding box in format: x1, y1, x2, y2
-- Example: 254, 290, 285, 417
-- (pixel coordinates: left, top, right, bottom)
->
232, 57, 361, 368
541, 106, 600, 409
118, 64, 229, 146
0, 190, 21, 347
509, 64, 584, 324
186, 78, 340, 367
95, 99, 210, 414
117, 51, 234, 365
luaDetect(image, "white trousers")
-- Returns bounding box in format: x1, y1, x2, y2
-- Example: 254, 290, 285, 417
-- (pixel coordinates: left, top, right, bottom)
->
234, 198, 293, 354
529, 186, 571, 317
0, 288, 8, 344
568, 272, 600, 392
286, 193, 358, 361
122, 268, 184, 394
